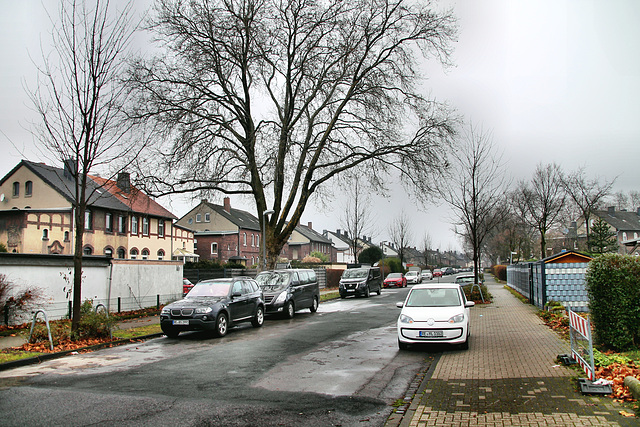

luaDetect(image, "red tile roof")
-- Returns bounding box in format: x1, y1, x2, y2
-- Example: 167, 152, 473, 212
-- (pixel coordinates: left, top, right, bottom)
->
90, 175, 176, 219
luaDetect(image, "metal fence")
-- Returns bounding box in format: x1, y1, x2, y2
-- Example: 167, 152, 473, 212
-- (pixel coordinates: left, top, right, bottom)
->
506, 261, 590, 312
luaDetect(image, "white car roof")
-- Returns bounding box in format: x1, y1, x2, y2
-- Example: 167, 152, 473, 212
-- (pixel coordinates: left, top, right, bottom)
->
410, 283, 461, 290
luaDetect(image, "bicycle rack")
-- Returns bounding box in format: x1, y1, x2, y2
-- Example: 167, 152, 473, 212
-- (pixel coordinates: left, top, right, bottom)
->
28, 310, 54, 351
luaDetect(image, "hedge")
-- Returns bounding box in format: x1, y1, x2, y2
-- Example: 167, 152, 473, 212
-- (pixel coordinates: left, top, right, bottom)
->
585, 254, 640, 351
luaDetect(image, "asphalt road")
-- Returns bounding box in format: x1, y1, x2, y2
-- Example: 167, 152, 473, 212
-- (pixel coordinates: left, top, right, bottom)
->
0, 285, 433, 427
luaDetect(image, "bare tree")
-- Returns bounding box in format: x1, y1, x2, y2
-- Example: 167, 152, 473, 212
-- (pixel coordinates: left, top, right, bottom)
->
561, 167, 615, 250
440, 126, 508, 283
612, 191, 629, 211
630, 191, 640, 210
513, 163, 566, 259
421, 232, 432, 267
127, 0, 457, 267
341, 176, 375, 263
388, 210, 412, 265
29, 0, 137, 333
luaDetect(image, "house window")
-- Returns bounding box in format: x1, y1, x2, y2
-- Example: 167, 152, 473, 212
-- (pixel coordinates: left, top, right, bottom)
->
158, 220, 165, 237
64, 231, 70, 241
194, 239, 198, 250
104, 248, 113, 257
12, 182, 19, 197
157, 249, 165, 260
256, 235, 259, 248
243, 233, 247, 246
188, 218, 193, 224
205, 212, 210, 222
131, 216, 138, 235
83, 246, 93, 255
84, 210, 93, 230
105, 213, 113, 232
211, 242, 218, 255
130, 248, 138, 259
117, 247, 126, 259
142, 217, 149, 235
25, 181, 32, 197
251, 234, 255, 247
623, 232, 627, 241
118, 215, 126, 233
142, 249, 149, 260
196, 213, 202, 222
42, 229, 49, 240
635, 232, 638, 239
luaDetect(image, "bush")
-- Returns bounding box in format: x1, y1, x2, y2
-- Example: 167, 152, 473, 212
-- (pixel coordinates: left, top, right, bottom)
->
585, 254, 640, 351
0, 274, 45, 326
73, 299, 117, 340
359, 246, 382, 265
184, 259, 223, 269
491, 265, 507, 281
326, 269, 343, 288
30, 321, 70, 346
461, 283, 491, 303
302, 255, 322, 263
381, 257, 403, 273
309, 251, 329, 263
223, 262, 245, 269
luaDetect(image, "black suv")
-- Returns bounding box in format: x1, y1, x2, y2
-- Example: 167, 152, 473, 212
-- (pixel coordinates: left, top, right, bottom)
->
339, 267, 382, 298
160, 277, 264, 338
255, 269, 320, 318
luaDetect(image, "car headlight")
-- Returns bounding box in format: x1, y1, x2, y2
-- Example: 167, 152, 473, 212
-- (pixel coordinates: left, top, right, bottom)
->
161, 307, 170, 315
399, 314, 414, 324
448, 313, 465, 323
358, 281, 367, 287
195, 307, 213, 314
274, 291, 287, 304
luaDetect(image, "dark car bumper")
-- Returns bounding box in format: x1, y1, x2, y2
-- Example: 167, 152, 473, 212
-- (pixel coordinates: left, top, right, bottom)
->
160, 316, 217, 332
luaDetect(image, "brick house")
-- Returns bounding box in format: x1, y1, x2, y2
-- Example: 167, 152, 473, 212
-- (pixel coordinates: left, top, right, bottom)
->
176, 198, 263, 266
286, 222, 335, 262
589, 206, 640, 255
0, 160, 193, 260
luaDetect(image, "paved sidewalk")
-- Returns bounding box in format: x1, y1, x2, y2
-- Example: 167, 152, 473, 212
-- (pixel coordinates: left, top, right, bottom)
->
396, 279, 636, 427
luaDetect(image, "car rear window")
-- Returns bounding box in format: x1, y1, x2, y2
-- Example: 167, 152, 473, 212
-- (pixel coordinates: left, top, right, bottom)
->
406, 288, 461, 307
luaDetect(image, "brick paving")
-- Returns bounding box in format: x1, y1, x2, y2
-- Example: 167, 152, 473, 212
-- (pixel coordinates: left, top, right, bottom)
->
388, 278, 637, 427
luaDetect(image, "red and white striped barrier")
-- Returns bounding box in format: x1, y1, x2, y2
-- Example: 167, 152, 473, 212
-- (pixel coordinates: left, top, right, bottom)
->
568, 309, 595, 380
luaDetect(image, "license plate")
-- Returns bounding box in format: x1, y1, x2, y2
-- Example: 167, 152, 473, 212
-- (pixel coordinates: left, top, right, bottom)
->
173, 320, 189, 325
419, 330, 443, 338
346, 289, 355, 292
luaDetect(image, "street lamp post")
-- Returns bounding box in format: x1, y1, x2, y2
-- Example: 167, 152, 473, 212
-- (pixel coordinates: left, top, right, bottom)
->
262, 209, 275, 270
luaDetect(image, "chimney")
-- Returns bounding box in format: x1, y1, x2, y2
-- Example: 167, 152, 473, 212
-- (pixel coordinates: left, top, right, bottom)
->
637, 207, 640, 216
117, 172, 131, 193
63, 159, 77, 179
608, 206, 615, 216
336, 229, 341, 236
308, 221, 313, 229
223, 197, 231, 213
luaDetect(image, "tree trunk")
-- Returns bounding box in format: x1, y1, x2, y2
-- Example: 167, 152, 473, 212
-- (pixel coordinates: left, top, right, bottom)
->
71, 207, 84, 334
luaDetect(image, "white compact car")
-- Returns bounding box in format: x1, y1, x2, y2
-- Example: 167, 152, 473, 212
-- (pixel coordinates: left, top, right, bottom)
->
405, 270, 422, 284
396, 283, 474, 350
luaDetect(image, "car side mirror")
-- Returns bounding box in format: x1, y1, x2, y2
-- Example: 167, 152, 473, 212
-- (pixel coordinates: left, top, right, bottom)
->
232, 292, 242, 298
465, 301, 475, 308
396, 302, 404, 308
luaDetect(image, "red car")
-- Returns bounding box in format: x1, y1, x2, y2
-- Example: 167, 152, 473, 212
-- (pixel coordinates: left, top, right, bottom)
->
182, 278, 194, 296
432, 269, 443, 278
383, 273, 407, 288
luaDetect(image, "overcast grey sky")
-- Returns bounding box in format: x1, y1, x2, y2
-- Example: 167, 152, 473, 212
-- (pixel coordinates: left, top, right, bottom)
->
1, 0, 639, 252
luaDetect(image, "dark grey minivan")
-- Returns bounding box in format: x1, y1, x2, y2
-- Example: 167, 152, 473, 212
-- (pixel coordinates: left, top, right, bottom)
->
338, 266, 382, 298
255, 269, 320, 318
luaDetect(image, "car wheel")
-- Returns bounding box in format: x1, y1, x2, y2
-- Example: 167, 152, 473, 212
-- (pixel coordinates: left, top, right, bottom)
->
252, 306, 264, 327
376, 286, 381, 295
460, 334, 469, 350
310, 297, 319, 313
364, 285, 370, 298
163, 327, 179, 339
398, 339, 409, 350
284, 301, 295, 319
215, 312, 228, 337
340, 293, 346, 299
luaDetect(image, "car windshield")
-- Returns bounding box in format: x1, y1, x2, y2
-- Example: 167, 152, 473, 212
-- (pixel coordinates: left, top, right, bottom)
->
456, 276, 475, 284
406, 272, 417, 276
387, 273, 402, 279
342, 269, 368, 279
186, 281, 231, 298
256, 272, 290, 290
406, 288, 461, 307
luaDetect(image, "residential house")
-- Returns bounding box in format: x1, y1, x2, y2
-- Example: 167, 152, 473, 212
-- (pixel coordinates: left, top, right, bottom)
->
380, 241, 399, 259
590, 206, 640, 255
403, 247, 424, 267
0, 160, 193, 260
323, 229, 356, 264
176, 198, 263, 266
286, 222, 335, 262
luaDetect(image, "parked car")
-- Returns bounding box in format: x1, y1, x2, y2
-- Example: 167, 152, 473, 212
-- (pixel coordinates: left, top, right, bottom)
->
384, 272, 407, 288
339, 267, 382, 298
161, 277, 264, 338
421, 270, 433, 281
182, 278, 194, 296
396, 283, 474, 350
455, 274, 479, 286
405, 270, 422, 284
432, 269, 443, 278
443, 267, 455, 275
255, 269, 320, 318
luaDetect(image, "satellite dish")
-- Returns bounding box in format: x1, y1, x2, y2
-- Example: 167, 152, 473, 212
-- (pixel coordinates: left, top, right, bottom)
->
0, 194, 5, 202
